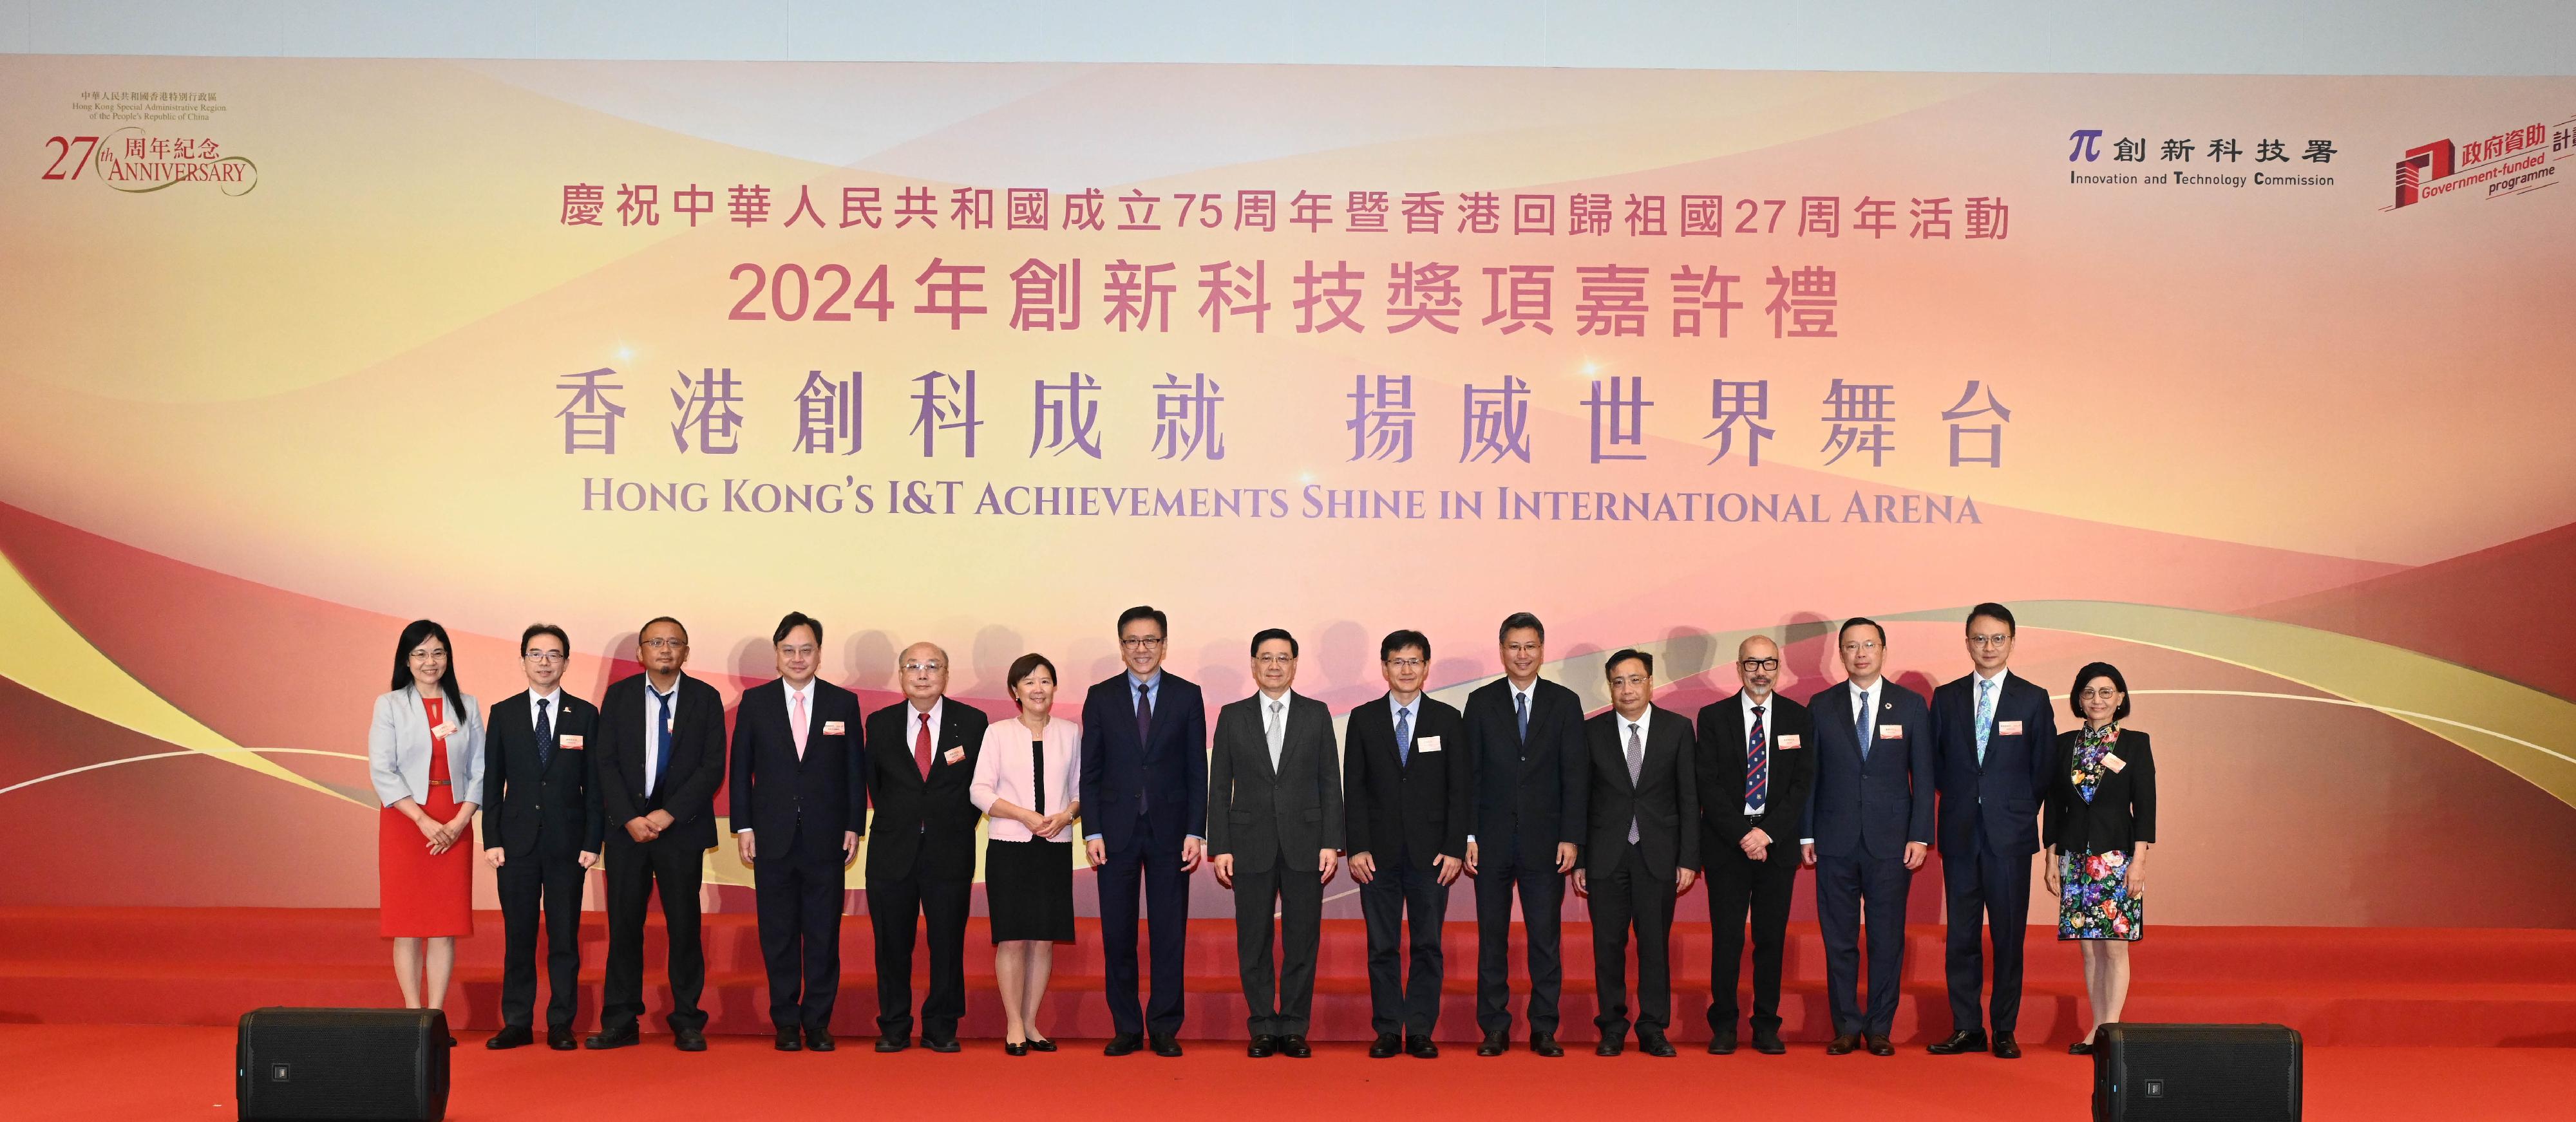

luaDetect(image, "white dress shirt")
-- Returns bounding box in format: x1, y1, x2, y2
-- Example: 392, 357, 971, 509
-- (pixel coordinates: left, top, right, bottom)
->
527, 687, 563, 732
641, 675, 684, 794
1740, 689, 1774, 816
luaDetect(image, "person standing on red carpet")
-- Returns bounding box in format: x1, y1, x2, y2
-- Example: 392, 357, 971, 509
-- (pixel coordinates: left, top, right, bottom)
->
479, 622, 603, 1052
1461, 612, 1584, 1059
1692, 634, 1814, 1056
1208, 628, 1343, 1060
1081, 606, 1208, 1058
730, 612, 866, 1054
1345, 629, 1470, 1060
1926, 604, 2057, 1061
2045, 662, 2155, 1056
1575, 649, 1698, 1058
586, 616, 726, 1053
368, 619, 483, 1040
971, 653, 1083, 1056
862, 642, 989, 1054
1801, 618, 1933, 1058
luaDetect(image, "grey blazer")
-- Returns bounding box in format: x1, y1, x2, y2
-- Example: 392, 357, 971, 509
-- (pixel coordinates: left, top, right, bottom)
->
370, 685, 486, 808
1206, 691, 1345, 874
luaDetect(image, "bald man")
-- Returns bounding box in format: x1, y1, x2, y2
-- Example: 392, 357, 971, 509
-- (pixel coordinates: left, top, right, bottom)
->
1692, 635, 1816, 1055
862, 642, 990, 1052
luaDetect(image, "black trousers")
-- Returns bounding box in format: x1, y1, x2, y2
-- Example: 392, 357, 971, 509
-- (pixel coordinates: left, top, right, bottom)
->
867, 859, 970, 1039
1589, 843, 1674, 1040
1473, 841, 1565, 1038
1703, 828, 1801, 1035
1095, 811, 1190, 1036
1943, 841, 2034, 1035
755, 822, 848, 1031
1359, 853, 1448, 1038
495, 844, 585, 1032
600, 832, 706, 1034
1231, 846, 1324, 1037
1816, 850, 1910, 1036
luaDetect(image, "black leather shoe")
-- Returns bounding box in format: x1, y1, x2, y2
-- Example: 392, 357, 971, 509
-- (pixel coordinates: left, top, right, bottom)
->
1477, 1031, 1508, 1056
924, 1035, 962, 1054
485, 1025, 532, 1050
1003, 1040, 1029, 1056
1751, 1028, 1785, 1054
1103, 1033, 1142, 1056
1927, 1028, 1988, 1054
1826, 1033, 1859, 1055
1639, 1033, 1677, 1058
1992, 1033, 2021, 1059
1406, 1035, 1439, 1058
1706, 1029, 1737, 1055
773, 1027, 802, 1051
1150, 1033, 1183, 1058
583, 1026, 639, 1051
674, 1028, 707, 1052
1247, 1034, 1278, 1058
1282, 1034, 1311, 1058
1368, 1033, 1401, 1058
1531, 1031, 1564, 1057
546, 1027, 577, 1051
1027, 1036, 1057, 1052
876, 1033, 910, 1053
1866, 1033, 1894, 1056
1595, 1037, 1624, 1057
805, 1029, 835, 1052
2068, 1040, 2094, 1056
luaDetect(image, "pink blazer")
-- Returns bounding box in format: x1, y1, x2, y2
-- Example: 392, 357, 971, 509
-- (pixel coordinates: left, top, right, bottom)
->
971, 716, 1083, 843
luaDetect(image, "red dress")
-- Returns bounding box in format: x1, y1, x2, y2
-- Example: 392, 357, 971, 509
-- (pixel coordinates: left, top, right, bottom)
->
379, 696, 474, 937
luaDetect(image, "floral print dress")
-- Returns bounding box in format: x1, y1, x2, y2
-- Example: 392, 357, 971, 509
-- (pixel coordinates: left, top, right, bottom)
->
2058, 723, 2144, 942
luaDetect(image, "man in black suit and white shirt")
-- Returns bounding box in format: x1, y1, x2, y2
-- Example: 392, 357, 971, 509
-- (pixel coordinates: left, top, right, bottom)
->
862, 641, 990, 1053
480, 623, 601, 1052
587, 616, 726, 1052
1577, 648, 1700, 1058
1208, 628, 1343, 1059
1461, 612, 1584, 1058
1692, 634, 1814, 1056
1344, 629, 1470, 1060
730, 612, 866, 1052
1926, 603, 2058, 1060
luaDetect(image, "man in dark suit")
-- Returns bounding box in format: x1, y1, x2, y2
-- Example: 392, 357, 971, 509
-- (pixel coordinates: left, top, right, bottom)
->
861, 640, 989, 1053
1692, 633, 1814, 1056
1926, 603, 2058, 1060
1208, 627, 1343, 1059
729, 612, 866, 1052
1081, 605, 1209, 1058
1800, 617, 1935, 1057
479, 623, 602, 1052
1461, 612, 1583, 1058
1344, 628, 1470, 1059
1578, 648, 1698, 1058
586, 616, 726, 1052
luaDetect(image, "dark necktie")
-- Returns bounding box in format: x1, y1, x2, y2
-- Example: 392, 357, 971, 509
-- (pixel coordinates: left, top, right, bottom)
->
1854, 689, 1872, 762
535, 697, 554, 771
1396, 705, 1412, 766
1747, 704, 1767, 814
651, 685, 674, 794
1135, 681, 1153, 747
1515, 690, 1529, 750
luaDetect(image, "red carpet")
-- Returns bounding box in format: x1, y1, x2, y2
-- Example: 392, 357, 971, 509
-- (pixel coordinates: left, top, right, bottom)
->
1, 1024, 2568, 1121
5, 907, 2574, 1048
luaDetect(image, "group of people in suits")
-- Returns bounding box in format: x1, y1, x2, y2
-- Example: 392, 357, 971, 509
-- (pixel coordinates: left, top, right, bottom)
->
365, 601, 2157, 1057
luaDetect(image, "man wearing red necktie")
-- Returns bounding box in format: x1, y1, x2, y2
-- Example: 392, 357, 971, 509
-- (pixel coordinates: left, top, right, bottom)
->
862, 641, 990, 1052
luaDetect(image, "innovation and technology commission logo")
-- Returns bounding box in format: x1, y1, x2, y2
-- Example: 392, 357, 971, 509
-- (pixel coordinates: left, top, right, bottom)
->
2389, 114, 2569, 210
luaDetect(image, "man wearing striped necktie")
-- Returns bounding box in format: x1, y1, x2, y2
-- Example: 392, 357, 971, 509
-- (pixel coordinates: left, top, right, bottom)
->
1692, 634, 1815, 1056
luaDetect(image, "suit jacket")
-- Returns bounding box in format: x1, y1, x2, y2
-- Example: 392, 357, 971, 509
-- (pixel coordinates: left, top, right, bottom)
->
2045, 729, 2158, 854
728, 678, 867, 846
1582, 706, 1701, 879
1343, 693, 1471, 868
480, 689, 604, 859
1207, 691, 1344, 874
368, 686, 486, 809
1077, 671, 1210, 853
1461, 676, 1587, 866
1693, 690, 1815, 850
862, 698, 990, 883
595, 673, 728, 850
1800, 678, 1934, 861
1929, 670, 2058, 858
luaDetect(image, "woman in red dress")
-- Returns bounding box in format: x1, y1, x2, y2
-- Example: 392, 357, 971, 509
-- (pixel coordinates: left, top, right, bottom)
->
368, 619, 484, 1024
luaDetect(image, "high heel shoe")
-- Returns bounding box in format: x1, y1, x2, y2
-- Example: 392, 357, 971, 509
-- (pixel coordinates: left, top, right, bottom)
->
1004, 1039, 1030, 1056
1026, 1036, 1057, 1052
2069, 1040, 2094, 1055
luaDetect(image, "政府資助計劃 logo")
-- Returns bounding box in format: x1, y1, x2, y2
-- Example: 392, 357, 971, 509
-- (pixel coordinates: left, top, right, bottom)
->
2390, 119, 2562, 209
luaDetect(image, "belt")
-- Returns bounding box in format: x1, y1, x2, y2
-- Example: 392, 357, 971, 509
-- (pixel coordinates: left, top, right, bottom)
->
428, 779, 451, 787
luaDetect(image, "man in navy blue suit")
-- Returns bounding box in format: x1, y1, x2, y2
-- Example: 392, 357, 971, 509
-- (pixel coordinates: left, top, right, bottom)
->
1800, 617, 1933, 1057
1926, 603, 2058, 1060
1081, 605, 1208, 1058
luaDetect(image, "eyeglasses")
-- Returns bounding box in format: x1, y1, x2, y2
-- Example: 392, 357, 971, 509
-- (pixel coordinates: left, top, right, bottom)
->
902, 662, 946, 674
1383, 657, 1425, 671
1841, 639, 1880, 652
776, 645, 817, 658
1119, 637, 1165, 650
523, 651, 565, 663
1968, 635, 2012, 648
2078, 687, 2123, 700
641, 637, 686, 651
1737, 657, 1780, 671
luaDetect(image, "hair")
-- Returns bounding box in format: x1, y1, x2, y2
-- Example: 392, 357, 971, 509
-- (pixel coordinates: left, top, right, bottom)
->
1250, 628, 1298, 659
2070, 661, 2132, 722
1006, 653, 1058, 704
1497, 612, 1546, 643
773, 611, 822, 646
1116, 604, 1168, 639
1379, 629, 1431, 662
1967, 602, 2017, 636
1604, 648, 1654, 680
1839, 617, 1887, 646
638, 615, 688, 645
392, 619, 466, 703
519, 622, 569, 657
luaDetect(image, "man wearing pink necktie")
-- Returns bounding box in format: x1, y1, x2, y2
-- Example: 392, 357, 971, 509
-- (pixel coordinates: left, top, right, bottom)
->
729, 612, 867, 1052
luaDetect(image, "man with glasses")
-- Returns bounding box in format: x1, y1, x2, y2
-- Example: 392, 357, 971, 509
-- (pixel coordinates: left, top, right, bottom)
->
588, 617, 726, 1052
1344, 629, 1470, 1059
861, 640, 989, 1052
1801, 617, 1933, 1057
1691, 635, 1814, 1055
1081, 606, 1208, 1057
1926, 603, 2057, 1060
479, 624, 601, 1052
730, 612, 866, 1052
1461, 612, 1583, 1057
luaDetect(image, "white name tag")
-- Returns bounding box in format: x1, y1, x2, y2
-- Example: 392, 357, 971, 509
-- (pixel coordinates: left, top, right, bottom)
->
2102, 754, 2126, 773
1777, 734, 1801, 749
822, 720, 846, 735
431, 720, 460, 739
1414, 734, 1443, 753
944, 747, 966, 765
558, 734, 585, 750
1999, 720, 2023, 735
1879, 724, 1904, 740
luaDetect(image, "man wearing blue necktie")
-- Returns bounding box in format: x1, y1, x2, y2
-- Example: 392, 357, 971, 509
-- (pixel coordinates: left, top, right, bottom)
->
1799, 617, 1933, 1057
1927, 603, 2058, 1060
589, 617, 726, 1052
1460, 613, 1585, 1058
1344, 629, 1470, 1059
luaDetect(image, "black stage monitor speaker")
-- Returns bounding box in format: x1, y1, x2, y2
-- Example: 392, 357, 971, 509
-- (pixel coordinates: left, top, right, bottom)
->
2092, 1022, 2302, 1121
237, 1007, 449, 1121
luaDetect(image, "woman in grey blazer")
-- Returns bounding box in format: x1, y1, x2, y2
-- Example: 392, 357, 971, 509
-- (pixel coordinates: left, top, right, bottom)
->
368, 619, 484, 1025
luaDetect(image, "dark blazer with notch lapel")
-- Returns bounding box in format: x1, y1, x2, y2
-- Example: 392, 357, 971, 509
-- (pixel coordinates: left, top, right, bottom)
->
1582, 705, 1701, 878
2045, 729, 2157, 855
1208, 691, 1344, 872
1694, 690, 1814, 850
482, 689, 606, 859
1931, 671, 2058, 858
1462, 676, 1587, 866
1342, 693, 1471, 868
1078, 671, 1211, 852
728, 678, 867, 846
1801, 678, 1934, 860
595, 672, 727, 851
862, 699, 990, 883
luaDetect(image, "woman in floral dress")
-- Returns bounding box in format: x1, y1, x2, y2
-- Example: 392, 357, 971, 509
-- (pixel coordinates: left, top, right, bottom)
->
2044, 661, 2157, 1055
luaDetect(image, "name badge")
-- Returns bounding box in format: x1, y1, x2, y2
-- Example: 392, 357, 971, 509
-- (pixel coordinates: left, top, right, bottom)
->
2102, 754, 2126, 773
944, 747, 966, 765
1777, 734, 1802, 749
431, 720, 460, 739
1878, 724, 1904, 740
822, 720, 846, 736
558, 734, 585, 750
1999, 720, 2023, 735
1414, 734, 1443, 753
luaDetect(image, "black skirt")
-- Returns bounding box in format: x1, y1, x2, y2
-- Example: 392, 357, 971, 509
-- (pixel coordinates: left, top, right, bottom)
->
985, 837, 1075, 943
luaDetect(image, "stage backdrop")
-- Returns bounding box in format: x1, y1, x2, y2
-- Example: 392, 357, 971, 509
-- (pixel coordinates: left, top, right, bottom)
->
3, 57, 2572, 929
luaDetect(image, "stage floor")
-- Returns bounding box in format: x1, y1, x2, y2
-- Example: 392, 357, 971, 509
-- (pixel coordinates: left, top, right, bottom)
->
1, 1024, 2566, 1121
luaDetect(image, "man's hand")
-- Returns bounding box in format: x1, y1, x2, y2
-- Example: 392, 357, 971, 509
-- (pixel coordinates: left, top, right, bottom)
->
1349, 852, 1377, 884
577, 850, 599, 870
1463, 839, 1479, 876
1903, 841, 1929, 870
1741, 828, 1773, 857
1571, 868, 1588, 896
1802, 842, 1817, 867
1180, 836, 1205, 872
644, 809, 676, 833
1434, 854, 1464, 886
482, 846, 506, 869
736, 832, 755, 864
1318, 849, 1339, 882
1086, 837, 1106, 868
842, 831, 859, 859
1555, 842, 1579, 874
625, 817, 659, 844
1213, 853, 1235, 889
1675, 868, 1698, 895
